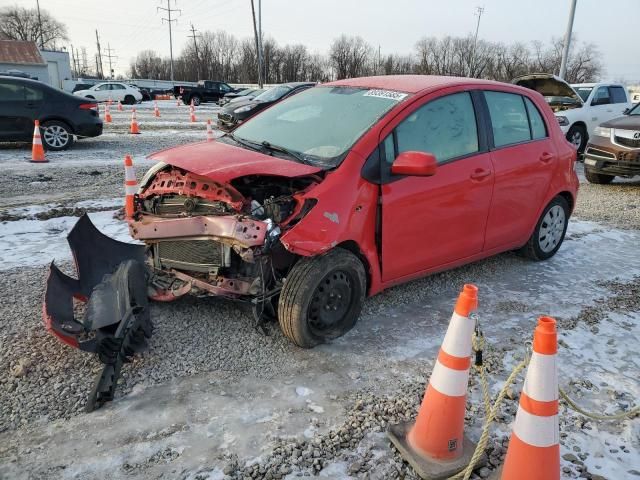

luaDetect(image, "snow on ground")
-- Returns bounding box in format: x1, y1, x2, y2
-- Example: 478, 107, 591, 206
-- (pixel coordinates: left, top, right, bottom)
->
0, 209, 133, 270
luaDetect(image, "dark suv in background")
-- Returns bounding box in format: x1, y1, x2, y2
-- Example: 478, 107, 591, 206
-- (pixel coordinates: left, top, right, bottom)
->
0, 76, 102, 150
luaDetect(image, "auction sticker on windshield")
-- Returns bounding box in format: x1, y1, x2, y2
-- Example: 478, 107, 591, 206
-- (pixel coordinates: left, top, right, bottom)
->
364, 89, 408, 101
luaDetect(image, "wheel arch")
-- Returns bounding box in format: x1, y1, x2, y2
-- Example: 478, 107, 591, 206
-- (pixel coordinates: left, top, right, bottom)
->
334, 240, 372, 293
556, 190, 575, 214
39, 116, 77, 134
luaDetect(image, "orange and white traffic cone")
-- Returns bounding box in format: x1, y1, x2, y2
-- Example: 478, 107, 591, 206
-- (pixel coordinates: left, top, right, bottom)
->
154, 101, 160, 117
30, 120, 47, 163
388, 284, 480, 479
206, 119, 214, 141
190, 109, 197, 123
104, 103, 112, 123
130, 108, 140, 134
124, 155, 138, 219
490, 317, 559, 480
117, 100, 123, 111
107, 96, 113, 106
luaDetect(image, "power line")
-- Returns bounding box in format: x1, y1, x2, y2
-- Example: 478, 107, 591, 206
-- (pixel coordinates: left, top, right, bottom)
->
103, 43, 118, 79
95, 29, 104, 79
187, 24, 202, 79
157, 0, 181, 82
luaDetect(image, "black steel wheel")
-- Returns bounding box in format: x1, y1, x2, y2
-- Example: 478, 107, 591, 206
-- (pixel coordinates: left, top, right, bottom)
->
278, 249, 366, 348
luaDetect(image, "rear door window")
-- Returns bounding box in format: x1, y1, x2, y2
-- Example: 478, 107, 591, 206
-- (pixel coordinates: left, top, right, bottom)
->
0, 82, 24, 101
609, 86, 627, 104
392, 92, 479, 164
484, 91, 531, 147
24, 85, 43, 101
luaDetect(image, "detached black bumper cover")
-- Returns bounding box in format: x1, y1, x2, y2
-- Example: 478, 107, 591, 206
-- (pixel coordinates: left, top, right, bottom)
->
43, 214, 153, 411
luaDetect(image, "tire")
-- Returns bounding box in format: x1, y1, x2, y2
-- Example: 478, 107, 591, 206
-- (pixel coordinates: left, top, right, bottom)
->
278, 248, 366, 348
41, 120, 74, 151
519, 196, 570, 261
191, 95, 202, 106
584, 168, 614, 184
124, 95, 135, 105
566, 124, 587, 153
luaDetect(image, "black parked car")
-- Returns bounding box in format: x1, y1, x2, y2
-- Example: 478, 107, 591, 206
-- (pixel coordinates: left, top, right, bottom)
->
0, 77, 102, 150
217, 82, 315, 131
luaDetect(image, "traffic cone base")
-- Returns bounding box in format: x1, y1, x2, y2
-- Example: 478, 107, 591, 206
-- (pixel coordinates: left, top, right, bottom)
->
389, 422, 480, 480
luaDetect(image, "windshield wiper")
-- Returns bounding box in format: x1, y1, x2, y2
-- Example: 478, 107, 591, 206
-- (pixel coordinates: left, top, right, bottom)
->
260, 141, 310, 164
225, 133, 263, 152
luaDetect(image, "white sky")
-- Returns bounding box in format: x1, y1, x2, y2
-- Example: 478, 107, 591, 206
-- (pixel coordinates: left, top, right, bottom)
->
4, 0, 638, 81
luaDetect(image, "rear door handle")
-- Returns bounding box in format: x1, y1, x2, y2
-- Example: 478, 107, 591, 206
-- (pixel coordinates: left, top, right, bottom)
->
539, 152, 555, 164
470, 169, 491, 180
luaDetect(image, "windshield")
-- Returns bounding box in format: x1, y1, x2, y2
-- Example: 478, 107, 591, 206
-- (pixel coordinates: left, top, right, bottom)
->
254, 85, 292, 102
629, 103, 640, 115
229, 86, 409, 167
574, 86, 593, 102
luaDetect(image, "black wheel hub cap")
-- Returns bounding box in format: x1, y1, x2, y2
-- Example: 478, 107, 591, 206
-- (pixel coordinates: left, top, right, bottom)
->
309, 271, 352, 334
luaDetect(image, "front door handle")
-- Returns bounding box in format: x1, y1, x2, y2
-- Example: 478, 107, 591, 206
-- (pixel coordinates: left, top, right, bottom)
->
470, 169, 491, 180
539, 152, 555, 164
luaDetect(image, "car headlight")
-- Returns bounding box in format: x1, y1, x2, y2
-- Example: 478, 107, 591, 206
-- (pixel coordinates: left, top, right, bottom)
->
556, 116, 569, 126
234, 105, 255, 114
593, 126, 611, 138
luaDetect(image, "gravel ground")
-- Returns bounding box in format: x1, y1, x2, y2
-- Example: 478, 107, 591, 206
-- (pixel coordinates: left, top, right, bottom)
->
1, 111, 639, 479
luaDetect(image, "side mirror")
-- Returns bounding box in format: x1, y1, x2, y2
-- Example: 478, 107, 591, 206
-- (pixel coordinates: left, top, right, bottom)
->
391, 151, 437, 177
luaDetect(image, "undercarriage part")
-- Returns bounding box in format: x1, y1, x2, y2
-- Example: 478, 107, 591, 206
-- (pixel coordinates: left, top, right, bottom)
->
42, 214, 152, 411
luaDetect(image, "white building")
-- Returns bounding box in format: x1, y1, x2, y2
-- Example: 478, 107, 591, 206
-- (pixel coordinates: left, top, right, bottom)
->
0, 40, 72, 89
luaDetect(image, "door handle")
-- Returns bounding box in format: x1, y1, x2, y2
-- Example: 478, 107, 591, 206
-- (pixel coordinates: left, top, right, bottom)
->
539, 152, 555, 163
470, 169, 491, 180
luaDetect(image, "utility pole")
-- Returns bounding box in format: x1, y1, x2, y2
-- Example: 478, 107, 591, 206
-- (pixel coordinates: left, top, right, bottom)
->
258, 0, 264, 85
81, 47, 88, 75
188, 24, 201, 80
103, 44, 117, 79
95, 30, 104, 79
471, 6, 484, 76
559, 0, 577, 80
250, 0, 262, 87
158, 0, 181, 82
35, 0, 44, 49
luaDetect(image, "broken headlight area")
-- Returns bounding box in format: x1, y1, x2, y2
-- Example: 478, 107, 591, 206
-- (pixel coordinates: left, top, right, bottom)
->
135, 168, 319, 316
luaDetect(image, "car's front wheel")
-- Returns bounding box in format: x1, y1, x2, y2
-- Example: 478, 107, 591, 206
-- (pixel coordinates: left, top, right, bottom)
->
278, 249, 366, 348
584, 168, 615, 184
124, 95, 136, 105
41, 120, 75, 151
519, 196, 569, 261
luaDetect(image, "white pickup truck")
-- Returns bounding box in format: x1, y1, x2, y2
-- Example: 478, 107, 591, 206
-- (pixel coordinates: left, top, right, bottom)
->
513, 74, 633, 153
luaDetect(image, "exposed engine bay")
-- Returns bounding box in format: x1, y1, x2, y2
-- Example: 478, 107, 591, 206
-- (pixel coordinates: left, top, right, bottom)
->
133, 166, 321, 306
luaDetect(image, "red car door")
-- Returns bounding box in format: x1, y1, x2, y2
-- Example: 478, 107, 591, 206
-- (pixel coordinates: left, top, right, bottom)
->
482, 91, 557, 251
379, 89, 494, 283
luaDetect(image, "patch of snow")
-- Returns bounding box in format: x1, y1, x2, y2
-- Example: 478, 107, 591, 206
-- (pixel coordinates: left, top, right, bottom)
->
296, 386, 312, 397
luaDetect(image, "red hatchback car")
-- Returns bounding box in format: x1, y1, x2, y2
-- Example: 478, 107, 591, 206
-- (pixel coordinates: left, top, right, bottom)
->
52, 76, 579, 350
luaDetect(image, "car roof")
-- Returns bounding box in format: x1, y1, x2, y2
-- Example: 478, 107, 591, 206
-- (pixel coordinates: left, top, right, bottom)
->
282, 82, 316, 88
325, 75, 509, 94
0, 75, 51, 88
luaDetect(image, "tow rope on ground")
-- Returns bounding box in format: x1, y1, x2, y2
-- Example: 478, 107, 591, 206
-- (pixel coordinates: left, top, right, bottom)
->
447, 316, 639, 480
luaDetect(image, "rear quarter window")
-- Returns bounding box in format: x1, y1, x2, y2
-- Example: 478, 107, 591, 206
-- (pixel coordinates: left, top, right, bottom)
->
524, 97, 547, 140
0, 82, 24, 101
610, 86, 627, 104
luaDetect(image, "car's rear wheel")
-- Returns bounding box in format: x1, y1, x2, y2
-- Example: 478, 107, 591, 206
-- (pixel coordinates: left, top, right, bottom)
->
41, 120, 74, 151
584, 168, 615, 184
191, 95, 201, 106
124, 95, 136, 105
566, 124, 587, 153
519, 196, 569, 261
278, 249, 366, 348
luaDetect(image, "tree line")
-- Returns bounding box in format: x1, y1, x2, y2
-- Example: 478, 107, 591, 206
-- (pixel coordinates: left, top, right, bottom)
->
0, 6, 604, 85
130, 31, 603, 85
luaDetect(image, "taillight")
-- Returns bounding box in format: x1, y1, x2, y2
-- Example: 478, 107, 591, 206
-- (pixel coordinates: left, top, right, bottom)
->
79, 103, 97, 110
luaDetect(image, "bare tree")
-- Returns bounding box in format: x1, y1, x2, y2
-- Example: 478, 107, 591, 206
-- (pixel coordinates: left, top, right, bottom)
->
0, 6, 67, 49
329, 35, 373, 80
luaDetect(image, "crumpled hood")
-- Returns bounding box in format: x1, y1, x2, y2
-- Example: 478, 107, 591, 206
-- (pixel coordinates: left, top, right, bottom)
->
512, 73, 583, 106
147, 140, 322, 182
